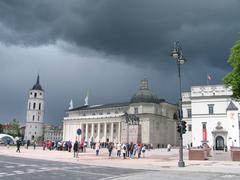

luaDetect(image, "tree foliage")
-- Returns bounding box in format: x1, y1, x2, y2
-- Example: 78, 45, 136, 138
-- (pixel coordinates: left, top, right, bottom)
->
224, 38, 240, 100
3, 119, 20, 137
0, 123, 3, 133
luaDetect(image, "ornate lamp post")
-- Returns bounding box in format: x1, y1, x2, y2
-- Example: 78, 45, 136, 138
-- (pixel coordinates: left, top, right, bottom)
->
171, 41, 186, 167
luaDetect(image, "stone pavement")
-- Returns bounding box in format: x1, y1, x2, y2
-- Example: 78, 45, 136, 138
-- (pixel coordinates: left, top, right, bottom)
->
0, 145, 240, 175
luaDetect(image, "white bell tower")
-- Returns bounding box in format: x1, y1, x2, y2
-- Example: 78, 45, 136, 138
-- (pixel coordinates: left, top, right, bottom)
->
24, 75, 44, 141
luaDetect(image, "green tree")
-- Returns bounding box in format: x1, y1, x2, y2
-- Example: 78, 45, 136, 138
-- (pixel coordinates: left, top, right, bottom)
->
224, 38, 240, 99
0, 123, 3, 133
5, 119, 20, 137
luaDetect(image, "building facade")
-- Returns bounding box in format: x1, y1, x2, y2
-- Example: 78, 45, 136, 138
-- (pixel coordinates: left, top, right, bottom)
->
24, 75, 44, 141
182, 84, 240, 150
63, 79, 178, 147
43, 124, 63, 142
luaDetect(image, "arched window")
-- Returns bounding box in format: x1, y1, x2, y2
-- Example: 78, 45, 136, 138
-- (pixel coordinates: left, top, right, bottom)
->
33, 103, 36, 109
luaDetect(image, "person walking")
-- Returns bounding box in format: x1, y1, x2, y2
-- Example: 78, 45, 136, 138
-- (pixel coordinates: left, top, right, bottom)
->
43, 141, 46, 150
68, 141, 72, 152
6, 139, 10, 148
27, 140, 30, 149
141, 145, 146, 158
16, 139, 21, 153
122, 144, 126, 159
116, 142, 121, 158
95, 142, 100, 156
73, 141, 79, 158
108, 143, 113, 158
167, 144, 172, 152
33, 141, 37, 150
137, 144, 142, 159
129, 142, 134, 159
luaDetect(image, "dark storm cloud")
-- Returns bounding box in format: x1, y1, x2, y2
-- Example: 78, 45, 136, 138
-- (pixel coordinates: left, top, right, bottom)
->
0, 0, 239, 70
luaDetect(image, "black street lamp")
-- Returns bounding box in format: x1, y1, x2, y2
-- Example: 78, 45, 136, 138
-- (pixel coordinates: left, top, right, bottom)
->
171, 41, 186, 167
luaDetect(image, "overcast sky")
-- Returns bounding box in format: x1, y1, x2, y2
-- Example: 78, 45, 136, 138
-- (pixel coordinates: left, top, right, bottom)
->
0, 0, 239, 125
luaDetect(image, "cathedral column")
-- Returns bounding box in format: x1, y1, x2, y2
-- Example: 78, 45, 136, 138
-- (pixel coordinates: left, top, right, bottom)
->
91, 123, 94, 141
104, 122, 107, 142
97, 123, 100, 142
79, 123, 82, 142
110, 122, 114, 142
85, 123, 88, 143
118, 122, 121, 143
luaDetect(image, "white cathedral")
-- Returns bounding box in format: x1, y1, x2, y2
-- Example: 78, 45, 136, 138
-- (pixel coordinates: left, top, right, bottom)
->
63, 79, 178, 147
24, 75, 44, 141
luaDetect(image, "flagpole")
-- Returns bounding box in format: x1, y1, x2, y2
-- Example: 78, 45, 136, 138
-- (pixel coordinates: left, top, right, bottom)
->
207, 73, 209, 85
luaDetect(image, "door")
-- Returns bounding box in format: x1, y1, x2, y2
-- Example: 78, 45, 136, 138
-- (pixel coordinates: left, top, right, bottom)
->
215, 136, 224, 150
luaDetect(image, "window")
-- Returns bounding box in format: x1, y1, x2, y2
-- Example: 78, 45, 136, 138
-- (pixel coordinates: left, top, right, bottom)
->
34, 93, 37, 98
208, 104, 214, 114
32, 115, 35, 121
188, 124, 192, 132
39, 103, 41, 110
134, 107, 138, 114
187, 109, 192, 118
38, 116, 40, 121
33, 103, 36, 109
29, 103, 31, 110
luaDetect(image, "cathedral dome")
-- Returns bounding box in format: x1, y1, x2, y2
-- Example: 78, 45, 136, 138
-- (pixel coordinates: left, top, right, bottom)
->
32, 75, 43, 91
130, 79, 160, 104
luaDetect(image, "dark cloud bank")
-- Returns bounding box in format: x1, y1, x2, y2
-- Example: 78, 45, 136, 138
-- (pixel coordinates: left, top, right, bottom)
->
0, 0, 239, 124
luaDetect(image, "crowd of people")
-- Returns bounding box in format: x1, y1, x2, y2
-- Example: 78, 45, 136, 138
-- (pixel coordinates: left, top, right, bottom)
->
15, 139, 167, 160
72, 141, 147, 159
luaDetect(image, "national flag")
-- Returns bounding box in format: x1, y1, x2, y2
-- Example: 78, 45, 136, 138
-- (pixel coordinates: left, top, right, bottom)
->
207, 74, 212, 81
